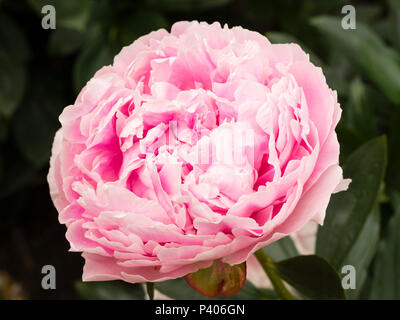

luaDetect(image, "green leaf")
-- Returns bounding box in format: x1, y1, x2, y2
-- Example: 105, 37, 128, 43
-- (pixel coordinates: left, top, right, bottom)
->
12, 101, 56, 167
263, 236, 299, 262
0, 13, 30, 63
0, 190, 31, 230
0, 53, 26, 118
28, 0, 92, 31
335, 123, 363, 164
387, 108, 400, 192
370, 194, 400, 299
75, 281, 145, 300
0, 13, 29, 118
275, 255, 346, 300
356, 4, 383, 24
316, 137, 387, 277
11, 71, 65, 167
118, 10, 168, 47
156, 277, 276, 300
344, 77, 377, 141
0, 149, 2, 184
342, 205, 380, 299
146, 0, 231, 12
47, 27, 86, 56
265, 32, 296, 44
73, 37, 115, 93
388, 0, 400, 51
324, 49, 354, 98
311, 16, 400, 105
0, 116, 7, 142
0, 154, 35, 199
184, 261, 246, 298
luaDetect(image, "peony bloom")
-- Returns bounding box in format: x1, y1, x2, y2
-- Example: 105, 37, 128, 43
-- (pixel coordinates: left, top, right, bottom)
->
48, 21, 349, 283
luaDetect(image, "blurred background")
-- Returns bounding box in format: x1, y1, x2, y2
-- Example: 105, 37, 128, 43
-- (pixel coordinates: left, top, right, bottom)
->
0, 0, 399, 299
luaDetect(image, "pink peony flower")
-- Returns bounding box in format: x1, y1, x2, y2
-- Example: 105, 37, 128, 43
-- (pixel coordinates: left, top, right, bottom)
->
48, 21, 349, 283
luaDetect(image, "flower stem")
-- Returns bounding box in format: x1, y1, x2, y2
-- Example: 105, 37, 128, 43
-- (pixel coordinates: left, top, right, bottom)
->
254, 249, 295, 300
146, 282, 155, 300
